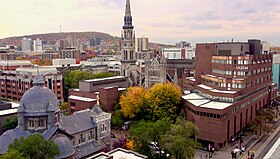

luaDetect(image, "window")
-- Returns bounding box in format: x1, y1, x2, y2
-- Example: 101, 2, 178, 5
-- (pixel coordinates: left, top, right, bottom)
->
101, 124, 107, 133
38, 119, 45, 127
70, 102, 76, 106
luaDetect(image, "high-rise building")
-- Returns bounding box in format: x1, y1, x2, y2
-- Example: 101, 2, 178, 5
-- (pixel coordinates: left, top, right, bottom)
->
21, 37, 33, 52
135, 37, 148, 52
33, 38, 43, 52
120, 0, 136, 76
90, 37, 101, 47
184, 39, 277, 149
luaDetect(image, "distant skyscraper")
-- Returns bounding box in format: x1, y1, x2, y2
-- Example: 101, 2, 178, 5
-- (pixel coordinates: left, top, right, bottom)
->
120, 0, 136, 76
90, 37, 101, 47
135, 37, 148, 52
21, 37, 33, 52
33, 38, 43, 52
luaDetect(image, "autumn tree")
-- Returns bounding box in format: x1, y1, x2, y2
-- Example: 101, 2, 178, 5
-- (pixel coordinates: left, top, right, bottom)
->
120, 87, 146, 119
4, 134, 59, 159
145, 83, 182, 121
161, 118, 200, 159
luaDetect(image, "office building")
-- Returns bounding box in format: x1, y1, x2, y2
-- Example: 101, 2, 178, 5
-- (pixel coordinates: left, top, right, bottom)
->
135, 37, 148, 52
184, 39, 277, 149
33, 38, 43, 52
21, 37, 33, 52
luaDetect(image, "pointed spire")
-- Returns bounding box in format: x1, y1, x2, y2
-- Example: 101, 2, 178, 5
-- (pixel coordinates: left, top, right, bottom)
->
125, 0, 131, 16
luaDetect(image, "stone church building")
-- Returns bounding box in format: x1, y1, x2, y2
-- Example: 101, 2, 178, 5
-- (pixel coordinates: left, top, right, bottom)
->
0, 73, 111, 159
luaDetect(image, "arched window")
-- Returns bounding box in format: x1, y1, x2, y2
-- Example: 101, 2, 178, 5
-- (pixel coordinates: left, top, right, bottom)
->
101, 124, 107, 133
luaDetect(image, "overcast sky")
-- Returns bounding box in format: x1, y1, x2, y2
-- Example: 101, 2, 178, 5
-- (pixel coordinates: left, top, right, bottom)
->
0, 0, 279, 45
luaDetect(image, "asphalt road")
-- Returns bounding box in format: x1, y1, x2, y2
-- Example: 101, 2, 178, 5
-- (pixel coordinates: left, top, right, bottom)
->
256, 130, 280, 159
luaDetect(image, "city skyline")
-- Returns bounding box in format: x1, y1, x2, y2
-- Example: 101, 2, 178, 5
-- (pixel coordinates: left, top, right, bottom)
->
0, 0, 280, 45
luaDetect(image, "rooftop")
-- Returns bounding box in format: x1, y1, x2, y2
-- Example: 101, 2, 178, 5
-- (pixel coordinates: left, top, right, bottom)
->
83, 76, 126, 83
182, 93, 233, 110
68, 95, 96, 102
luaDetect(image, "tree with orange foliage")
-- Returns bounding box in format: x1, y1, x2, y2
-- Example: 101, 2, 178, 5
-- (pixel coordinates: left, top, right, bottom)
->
119, 87, 146, 119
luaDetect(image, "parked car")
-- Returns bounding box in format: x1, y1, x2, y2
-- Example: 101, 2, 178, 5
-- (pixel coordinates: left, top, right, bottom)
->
122, 121, 133, 130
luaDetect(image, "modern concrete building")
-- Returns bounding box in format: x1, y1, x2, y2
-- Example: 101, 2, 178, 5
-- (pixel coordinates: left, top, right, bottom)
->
135, 37, 148, 52
184, 39, 277, 149
21, 37, 33, 52
33, 38, 43, 52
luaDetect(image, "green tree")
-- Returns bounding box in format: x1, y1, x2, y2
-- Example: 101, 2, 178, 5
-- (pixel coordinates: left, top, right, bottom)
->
64, 70, 115, 89
145, 83, 182, 121
92, 72, 115, 79
111, 109, 126, 129
120, 87, 146, 119
6, 134, 59, 159
161, 118, 200, 159
64, 70, 93, 89
129, 119, 171, 158
2, 117, 18, 132
0, 149, 27, 159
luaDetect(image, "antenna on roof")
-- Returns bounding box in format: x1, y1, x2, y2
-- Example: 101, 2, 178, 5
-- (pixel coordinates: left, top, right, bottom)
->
60, 25, 62, 33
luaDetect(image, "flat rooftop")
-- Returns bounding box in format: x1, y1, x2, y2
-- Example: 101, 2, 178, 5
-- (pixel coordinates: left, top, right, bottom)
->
197, 84, 237, 94
69, 95, 96, 102
0, 102, 19, 116
83, 76, 126, 83
182, 93, 233, 110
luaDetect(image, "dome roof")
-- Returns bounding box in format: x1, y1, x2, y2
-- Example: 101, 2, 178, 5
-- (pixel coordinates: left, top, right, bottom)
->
18, 74, 59, 114
53, 135, 75, 159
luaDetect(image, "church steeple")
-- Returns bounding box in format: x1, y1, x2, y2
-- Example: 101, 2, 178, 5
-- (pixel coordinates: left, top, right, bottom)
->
123, 0, 134, 29
125, 0, 131, 16
121, 0, 136, 77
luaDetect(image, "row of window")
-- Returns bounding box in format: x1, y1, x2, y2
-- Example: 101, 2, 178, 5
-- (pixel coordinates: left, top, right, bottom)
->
212, 67, 271, 77
187, 106, 223, 119
78, 130, 96, 145
212, 59, 271, 65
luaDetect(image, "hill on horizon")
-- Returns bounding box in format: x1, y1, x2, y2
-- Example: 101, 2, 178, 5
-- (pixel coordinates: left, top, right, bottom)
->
0, 31, 118, 46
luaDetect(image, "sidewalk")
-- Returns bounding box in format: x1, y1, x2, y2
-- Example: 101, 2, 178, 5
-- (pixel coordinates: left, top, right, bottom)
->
194, 116, 280, 159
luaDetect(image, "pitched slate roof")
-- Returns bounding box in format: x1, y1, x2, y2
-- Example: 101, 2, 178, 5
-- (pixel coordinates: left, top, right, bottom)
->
0, 127, 31, 154
74, 140, 105, 159
59, 109, 97, 135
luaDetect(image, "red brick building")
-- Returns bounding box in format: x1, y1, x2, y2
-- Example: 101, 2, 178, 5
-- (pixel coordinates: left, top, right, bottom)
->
68, 76, 129, 113
184, 40, 277, 149
0, 60, 63, 102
